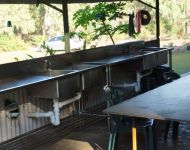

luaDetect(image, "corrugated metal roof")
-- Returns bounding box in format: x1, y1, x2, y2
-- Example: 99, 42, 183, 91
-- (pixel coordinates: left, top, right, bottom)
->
0, 0, 121, 4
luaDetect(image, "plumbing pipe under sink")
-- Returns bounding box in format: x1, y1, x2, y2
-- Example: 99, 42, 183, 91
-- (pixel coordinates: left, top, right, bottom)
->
135, 70, 153, 92
28, 92, 81, 126
113, 70, 152, 92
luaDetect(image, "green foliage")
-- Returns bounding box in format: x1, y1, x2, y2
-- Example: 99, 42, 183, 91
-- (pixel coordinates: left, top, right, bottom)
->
161, 19, 172, 33
115, 24, 129, 34
172, 25, 183, 39
0, 34, 28, 51
29, 35, 46, 46
137, 28, 152, 39
73, 6, 92, 30
0, 2, 189, 53
92, 24, 113, 40
26, 54, 34, 59
73, 2, 130, 45
14, 54, 34, 62
93, 2, 127, 21
184, 35, 190, 40
14, 57, 19, 62
0, 5, 36, 35
159, 0, 187, 38
41, 42, 56, 56
29, 4, 46, 34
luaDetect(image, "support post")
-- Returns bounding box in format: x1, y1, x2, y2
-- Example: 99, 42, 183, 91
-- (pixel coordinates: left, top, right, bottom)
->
169, 49, 172, 71
62, 0, 70, 52
156, 0, 160, 47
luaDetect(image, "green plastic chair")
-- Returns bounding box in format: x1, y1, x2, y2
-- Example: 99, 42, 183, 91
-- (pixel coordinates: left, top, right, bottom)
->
104, 85, 156, 150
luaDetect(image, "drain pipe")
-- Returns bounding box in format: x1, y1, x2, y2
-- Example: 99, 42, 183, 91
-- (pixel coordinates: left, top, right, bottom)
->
28, 92, 81, 126
135, 70, 153, 92
114, 70, 152, 92
135, 71, 141, 92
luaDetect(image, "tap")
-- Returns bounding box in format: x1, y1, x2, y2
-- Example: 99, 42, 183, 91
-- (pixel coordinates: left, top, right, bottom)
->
44, 59, 52, 70
129, 42, 145, 54
129, 44, 137, 54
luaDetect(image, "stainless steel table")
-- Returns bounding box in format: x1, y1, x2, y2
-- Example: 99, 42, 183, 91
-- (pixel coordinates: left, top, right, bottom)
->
104, 74, 190, 150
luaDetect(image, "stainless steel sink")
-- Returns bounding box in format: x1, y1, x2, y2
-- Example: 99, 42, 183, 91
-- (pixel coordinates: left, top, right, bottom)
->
141, 47, 165, 51
29, 63, 105, 99
131, 50, 152, 55
52, 63, 106, 89
82, 61, 106, 65
82, 56, 129, 65
61, 63, 100, 71
28, 69, 81, 99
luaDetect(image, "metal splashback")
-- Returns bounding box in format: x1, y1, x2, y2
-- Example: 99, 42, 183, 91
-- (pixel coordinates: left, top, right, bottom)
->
0, 41, 143, 79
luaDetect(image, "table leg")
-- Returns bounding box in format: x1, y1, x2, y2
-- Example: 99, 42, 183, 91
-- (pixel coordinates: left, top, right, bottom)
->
132, 119, 137, 150
132, 127, 137, 150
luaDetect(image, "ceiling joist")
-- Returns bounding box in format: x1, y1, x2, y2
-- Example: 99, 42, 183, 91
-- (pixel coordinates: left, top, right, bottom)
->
0, 0, 123, 4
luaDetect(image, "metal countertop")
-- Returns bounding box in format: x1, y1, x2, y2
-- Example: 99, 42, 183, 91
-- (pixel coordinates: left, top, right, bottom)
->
0, 49, 169, 93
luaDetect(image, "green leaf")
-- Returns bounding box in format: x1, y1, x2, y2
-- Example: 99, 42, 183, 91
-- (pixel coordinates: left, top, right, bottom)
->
26, 54, 34, 59
14, 57, 19, 61
41, 42, 56, 56
73, 2, 128, 45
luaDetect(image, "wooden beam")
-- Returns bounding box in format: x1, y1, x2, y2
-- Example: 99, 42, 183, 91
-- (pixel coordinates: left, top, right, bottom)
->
0, 0, 123, 4
137, 0, 156, 9
62, 0, 70, 52
39, 0, 62, 13
156, 0, 160, 47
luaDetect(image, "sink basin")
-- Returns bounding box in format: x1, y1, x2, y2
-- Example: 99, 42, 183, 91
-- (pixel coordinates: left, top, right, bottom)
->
137, 51, 150, 55
131, 50, 151, 55
52, 62, 105, 89
29, 69, 81, 99
82, 62, 106, 65
141, 47, 165, 51
82, 56, 130, 65
60, 63, 100, 71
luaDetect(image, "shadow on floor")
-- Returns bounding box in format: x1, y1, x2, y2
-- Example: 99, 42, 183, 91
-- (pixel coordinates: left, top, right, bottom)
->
36, 120, 190, 150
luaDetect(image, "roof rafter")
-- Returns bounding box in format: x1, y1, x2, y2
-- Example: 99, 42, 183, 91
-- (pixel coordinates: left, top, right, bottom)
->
0, 0, 123, 4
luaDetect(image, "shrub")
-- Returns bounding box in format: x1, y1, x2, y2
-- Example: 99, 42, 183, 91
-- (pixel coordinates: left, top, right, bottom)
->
29, 35, 46, 46
171, 25, 183, 39
0, 34, 28, 51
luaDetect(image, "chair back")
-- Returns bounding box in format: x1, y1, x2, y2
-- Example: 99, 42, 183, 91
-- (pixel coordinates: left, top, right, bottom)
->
104, 85, 131, 132
163, 72, 180, 83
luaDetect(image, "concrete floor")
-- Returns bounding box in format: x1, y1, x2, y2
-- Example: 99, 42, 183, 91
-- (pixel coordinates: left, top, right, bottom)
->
36, 119, 190, 150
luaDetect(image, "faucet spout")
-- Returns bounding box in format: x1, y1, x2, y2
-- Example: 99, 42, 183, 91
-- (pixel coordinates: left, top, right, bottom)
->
44, 59, 52, 70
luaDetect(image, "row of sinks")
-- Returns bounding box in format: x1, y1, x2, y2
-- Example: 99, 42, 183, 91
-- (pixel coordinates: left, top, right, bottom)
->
42, 53, 146, 77
28, 50, 162, 99
42, 49, 156, 78
0, 47, 170, 96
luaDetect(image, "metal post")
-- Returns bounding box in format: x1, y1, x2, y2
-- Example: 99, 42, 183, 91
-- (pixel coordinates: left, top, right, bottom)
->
156, 0, 160, 47
81, 73, 85, 111
62, 0, 70, 52
169, 49, 172, 71
106, 66, 109, 85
